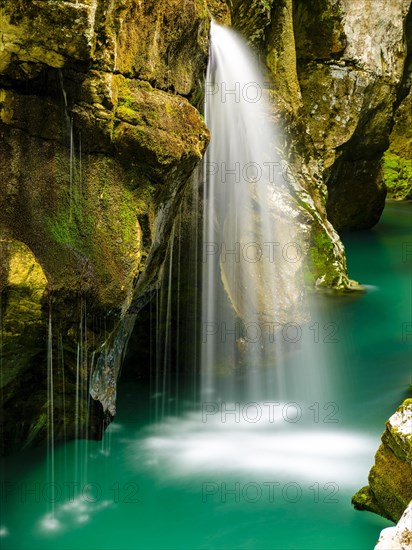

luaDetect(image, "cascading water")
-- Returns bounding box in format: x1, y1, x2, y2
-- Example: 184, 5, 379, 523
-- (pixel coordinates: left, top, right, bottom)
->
202, 22, 317, 404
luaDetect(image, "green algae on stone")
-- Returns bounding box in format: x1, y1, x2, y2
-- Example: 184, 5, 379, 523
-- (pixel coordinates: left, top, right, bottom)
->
113, 76, 210, 175
352, 398, 412, 523
383, 152, 412, 200
384, 89, 412, 199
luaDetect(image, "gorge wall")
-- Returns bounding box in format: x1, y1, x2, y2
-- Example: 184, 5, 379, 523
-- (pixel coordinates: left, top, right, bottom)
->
0, 0, 210, 453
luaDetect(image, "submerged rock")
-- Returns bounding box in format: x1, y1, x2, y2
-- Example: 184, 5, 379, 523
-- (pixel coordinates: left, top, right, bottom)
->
352, 399, 412, 523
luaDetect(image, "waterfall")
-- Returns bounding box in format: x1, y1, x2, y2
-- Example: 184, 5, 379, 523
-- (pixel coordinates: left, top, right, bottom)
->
201, 22, 311, 404
132, 25, 367, 481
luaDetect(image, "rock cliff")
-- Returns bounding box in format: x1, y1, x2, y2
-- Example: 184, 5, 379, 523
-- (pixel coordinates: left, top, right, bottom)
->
215, 0, 412, 231
0, 0, 210, 453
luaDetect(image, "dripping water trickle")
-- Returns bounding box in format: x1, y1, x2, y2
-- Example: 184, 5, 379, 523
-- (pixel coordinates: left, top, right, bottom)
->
46, 306, 59, 529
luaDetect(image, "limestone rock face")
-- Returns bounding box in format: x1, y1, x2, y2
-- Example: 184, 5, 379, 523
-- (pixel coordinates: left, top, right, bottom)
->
0, 0, 210, 454
352, 399, 412, 523
0, 0, 209, 95
375, 502, 412, 550
223, 0, 412, 231
294, 0, 411, 230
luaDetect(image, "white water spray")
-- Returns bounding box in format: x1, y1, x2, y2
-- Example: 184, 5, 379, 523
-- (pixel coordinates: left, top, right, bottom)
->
201, 22, 312, 403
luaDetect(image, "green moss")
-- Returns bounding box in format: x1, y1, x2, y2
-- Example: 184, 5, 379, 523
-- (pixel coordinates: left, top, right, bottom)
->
383, 151, 412, 199
1, 241, 47, 335
112, 75, 208, 172
0, 240, 48, 395
352, 486, 374, 509
304, 223, 337, 287
43, 152, 142, 305
116, 105, 142, 125
46, 212, 78, 248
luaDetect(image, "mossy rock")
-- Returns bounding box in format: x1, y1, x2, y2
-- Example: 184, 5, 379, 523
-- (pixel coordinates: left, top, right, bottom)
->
0, 240, 47, 388
112, 76, 210, 175
353, 399, 412, 523
383, 151, 412, 200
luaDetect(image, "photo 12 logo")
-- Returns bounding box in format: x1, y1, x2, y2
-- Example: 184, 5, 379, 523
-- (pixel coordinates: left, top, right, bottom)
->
204, 161, 297, 185
201, 321, 340, 344
0, 481, 140, 504
205, 81, 276, 104
201, 481, 339, 504
202, 241, 302, 265
201, 401, 340, 425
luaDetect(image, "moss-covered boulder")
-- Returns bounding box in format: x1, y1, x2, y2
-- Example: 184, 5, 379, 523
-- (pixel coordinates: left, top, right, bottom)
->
0, 240, 47, 389
352, 399, 412, 522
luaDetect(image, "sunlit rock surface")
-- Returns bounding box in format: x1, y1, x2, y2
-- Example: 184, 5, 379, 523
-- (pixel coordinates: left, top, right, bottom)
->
294, 0, 412, 230
383, 87, 412, 199
353, 399, 412, 522
375, 501, 412, 550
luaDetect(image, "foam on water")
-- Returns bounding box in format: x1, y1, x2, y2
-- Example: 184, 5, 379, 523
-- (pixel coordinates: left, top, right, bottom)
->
131, 408, 376, 486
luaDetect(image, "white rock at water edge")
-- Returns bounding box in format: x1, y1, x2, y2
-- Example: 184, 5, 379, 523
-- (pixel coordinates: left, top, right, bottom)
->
375, 501, 412, 550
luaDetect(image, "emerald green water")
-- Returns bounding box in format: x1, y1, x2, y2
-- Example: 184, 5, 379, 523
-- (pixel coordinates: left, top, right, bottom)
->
1, 201, 411, 549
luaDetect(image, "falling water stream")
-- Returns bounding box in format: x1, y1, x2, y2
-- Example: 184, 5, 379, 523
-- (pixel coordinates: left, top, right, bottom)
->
0, 23, 411, 550
201, 22, 326, 406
